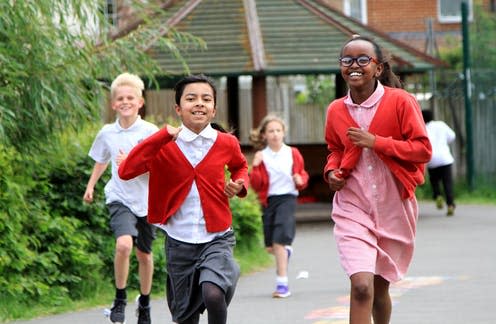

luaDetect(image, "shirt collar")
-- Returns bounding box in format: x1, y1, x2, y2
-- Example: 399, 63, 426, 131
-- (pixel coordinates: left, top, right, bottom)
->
344, 81, 385, 108
178, 123, 217, 142
114, 115, 142, 131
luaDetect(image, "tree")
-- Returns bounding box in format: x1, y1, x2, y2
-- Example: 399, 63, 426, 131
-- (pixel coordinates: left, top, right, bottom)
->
0, 0, 203, 151
438, 3, 496, 70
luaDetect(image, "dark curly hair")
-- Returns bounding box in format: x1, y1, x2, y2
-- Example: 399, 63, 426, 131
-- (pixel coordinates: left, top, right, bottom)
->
340, 35, 403, 89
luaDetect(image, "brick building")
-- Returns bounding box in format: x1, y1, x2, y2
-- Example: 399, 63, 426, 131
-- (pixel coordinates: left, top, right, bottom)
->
322, 0, 495, 54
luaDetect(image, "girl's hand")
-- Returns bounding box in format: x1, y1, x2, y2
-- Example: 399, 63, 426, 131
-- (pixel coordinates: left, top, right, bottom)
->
293, 173, 304, 187
252, 151, 263, 167
328, 169, 346, 192
167, 125, 182, 139
347, 127, 375, 148
224, 179, 245, 198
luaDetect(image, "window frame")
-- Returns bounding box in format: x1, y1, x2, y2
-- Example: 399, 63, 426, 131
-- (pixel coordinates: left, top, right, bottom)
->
438, 0, 473, 23
343, 0, 368, 24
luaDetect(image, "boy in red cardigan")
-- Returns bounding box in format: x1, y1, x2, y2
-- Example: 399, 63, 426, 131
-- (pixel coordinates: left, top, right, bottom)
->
119, 74, 249, 324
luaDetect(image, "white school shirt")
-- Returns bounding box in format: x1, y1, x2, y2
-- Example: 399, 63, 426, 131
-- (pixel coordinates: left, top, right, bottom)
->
88, 116, 158, 216
426, 120, 456, 168
262, 144, 298, 197
157, 124, 229, 243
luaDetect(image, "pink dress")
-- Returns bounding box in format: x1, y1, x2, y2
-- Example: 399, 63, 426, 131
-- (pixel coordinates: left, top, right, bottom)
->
332, 83, 418, 283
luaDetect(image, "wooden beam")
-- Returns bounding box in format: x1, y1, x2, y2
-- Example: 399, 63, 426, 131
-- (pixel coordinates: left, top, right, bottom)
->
243, 0, 266, 71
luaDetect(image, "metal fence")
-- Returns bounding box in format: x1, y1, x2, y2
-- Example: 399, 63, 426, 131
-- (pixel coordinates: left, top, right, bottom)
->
433, 69, 496, 186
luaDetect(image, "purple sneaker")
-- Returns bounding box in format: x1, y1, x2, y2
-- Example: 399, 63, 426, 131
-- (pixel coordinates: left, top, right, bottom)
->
272, 284, 291, 298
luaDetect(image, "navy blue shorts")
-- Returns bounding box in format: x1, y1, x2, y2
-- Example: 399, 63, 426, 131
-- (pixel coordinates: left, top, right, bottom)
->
262, 194, 297, 247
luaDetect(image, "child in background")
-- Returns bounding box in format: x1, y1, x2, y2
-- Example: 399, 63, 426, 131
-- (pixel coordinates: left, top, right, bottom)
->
118, 74, 249, 324
324, 36, 432, 324
83, 72, 159, 324
421, 109, 457, 216
249, 114, 309, 298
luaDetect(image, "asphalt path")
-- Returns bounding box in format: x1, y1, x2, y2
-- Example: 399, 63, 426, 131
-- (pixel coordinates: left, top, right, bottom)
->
9, 202, 496, 324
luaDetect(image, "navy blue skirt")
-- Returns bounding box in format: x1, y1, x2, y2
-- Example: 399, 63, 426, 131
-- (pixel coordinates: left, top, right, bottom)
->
164, 231, 240, 323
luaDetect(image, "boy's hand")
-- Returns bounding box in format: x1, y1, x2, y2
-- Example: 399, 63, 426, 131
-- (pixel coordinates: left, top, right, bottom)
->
224, 179, 245, 198
83, 188, 94, 203
167, 125, 182, 140
328, 169, 346, 192
116, 149, 127, 166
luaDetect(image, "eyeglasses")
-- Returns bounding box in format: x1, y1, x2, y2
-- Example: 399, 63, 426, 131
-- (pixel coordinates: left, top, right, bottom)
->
339, 55, 379, 67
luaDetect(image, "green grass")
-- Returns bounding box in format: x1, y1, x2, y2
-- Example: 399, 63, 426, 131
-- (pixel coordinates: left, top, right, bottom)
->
0, 286, 116, 321
416, 180, 496, 205
235, 245, 273, 275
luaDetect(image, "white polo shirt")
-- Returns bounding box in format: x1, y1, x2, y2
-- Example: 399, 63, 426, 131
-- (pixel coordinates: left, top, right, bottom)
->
88, 116, 158, 216
262, 143, 298, 197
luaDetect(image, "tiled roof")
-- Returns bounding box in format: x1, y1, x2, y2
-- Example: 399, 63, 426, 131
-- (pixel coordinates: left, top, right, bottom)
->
150, 0, 444, 77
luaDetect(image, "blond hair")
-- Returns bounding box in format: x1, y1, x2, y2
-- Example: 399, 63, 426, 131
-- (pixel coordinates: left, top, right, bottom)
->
110, 72, 145, 99
249, 114, 286, 150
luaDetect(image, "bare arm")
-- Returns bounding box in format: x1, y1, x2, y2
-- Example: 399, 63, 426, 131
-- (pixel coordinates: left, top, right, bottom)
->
83, 162, 109, 203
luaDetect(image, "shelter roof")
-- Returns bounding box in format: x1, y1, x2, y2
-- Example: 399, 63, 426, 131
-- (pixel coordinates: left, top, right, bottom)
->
150, 0, 444, 77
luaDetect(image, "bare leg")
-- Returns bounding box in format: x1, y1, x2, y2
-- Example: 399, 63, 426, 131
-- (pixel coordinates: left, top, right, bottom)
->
136, 248, 154, 296
272, 243, 288, 277
349, 272, 374, 324
114, 235, 133, 289
372, 275, 391, 324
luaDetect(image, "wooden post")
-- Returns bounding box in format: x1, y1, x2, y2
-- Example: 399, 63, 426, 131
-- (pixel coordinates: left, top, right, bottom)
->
227, 76, 240, 137
252, 75, 267, 127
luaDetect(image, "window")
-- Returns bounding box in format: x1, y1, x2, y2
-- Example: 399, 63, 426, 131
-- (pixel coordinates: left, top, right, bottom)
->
343, 0, 367, 24
438, 0, 472, 23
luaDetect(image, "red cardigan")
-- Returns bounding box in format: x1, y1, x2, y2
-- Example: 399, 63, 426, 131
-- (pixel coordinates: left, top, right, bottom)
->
250, 147, 309, 207
118, 126, 249, 232
323, 87, 432, 199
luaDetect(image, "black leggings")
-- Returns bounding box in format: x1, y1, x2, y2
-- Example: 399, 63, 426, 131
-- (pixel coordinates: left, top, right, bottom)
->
428, 164, 455, 206
179, 282, 227, 324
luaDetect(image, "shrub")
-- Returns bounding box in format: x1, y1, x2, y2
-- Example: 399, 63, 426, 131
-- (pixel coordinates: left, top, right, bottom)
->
230, 190, 263, 251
